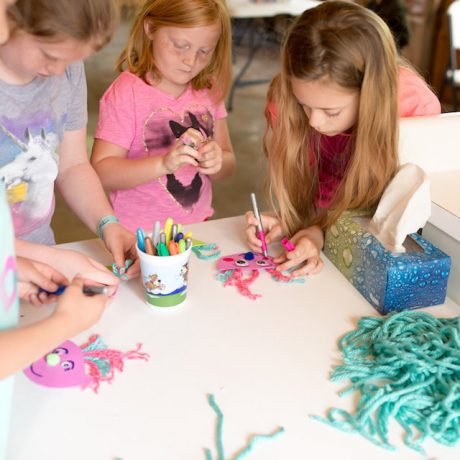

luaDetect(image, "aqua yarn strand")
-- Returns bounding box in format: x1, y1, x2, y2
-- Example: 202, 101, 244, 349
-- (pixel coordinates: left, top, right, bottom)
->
312, 311, 460, 453
205, 393, 284, 459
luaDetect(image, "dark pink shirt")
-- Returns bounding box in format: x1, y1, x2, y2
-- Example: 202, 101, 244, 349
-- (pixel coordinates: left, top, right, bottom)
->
267, 67, 441, 209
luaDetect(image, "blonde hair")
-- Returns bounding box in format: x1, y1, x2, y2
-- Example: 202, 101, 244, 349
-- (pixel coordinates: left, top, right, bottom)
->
265, 0, 400, 235
7, 0, 119, 50
117, 0, 232, 100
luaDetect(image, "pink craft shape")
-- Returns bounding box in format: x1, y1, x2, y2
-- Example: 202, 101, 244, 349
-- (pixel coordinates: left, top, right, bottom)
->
23, 335, 149, 392
216, 251, 276, 272
23, 340, 91, 388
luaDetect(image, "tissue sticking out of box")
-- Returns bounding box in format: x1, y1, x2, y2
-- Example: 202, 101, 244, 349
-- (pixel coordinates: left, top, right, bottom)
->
368, 163, 431, 254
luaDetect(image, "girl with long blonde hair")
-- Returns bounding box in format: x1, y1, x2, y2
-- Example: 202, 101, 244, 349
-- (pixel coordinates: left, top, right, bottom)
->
246, 1, 440, 276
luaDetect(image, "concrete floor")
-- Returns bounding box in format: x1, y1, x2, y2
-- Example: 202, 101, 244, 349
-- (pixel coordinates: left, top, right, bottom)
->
51, 19, 279, 243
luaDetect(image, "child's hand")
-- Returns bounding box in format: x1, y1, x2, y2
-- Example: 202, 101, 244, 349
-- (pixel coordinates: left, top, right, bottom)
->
274, 226, 324, 276
102, 223, 140, 279
52, 275, 109, 337
197, 140, 223, 175
162, 140, 201, 173
50, 247, 120, 289
245, 211, 283, 253
16, 256, 69, 306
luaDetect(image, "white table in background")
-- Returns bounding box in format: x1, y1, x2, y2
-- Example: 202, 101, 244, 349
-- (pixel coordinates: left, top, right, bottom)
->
226, 0, 320, 110
7, 216, 460, 460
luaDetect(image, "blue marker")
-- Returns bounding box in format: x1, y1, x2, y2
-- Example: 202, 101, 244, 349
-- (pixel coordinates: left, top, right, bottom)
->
38, 285, 108, 296
137, 227, 146, 252
38, 285, 67, 296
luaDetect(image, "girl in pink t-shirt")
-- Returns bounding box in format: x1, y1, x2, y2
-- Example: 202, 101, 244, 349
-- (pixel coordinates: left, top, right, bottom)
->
246, 1, 440, 277
91, 0, 235, 232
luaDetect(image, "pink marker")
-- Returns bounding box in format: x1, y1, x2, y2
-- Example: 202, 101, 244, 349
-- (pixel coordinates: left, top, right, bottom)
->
250, 192, 268, 257
281, 237, 296, 252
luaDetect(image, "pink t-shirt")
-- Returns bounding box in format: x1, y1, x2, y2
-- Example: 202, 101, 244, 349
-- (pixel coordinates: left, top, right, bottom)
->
95, 71, 227, 232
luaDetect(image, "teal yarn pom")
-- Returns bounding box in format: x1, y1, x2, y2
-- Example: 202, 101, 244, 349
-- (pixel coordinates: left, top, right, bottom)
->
312, 311, 460, 453
215, 270, 234, 283
205, 393, 284, 459
192, 243, 221, 260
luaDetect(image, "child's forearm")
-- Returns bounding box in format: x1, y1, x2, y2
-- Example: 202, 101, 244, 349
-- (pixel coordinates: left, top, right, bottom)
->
91, 155, 169, 191
56, 162, 115, 233
0, 314, 71, 379
209, 149, 236, 181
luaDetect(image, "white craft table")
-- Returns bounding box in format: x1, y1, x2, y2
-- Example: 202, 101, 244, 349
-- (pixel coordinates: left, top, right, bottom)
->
7, 216, 460, 459
226, 0, 320, 110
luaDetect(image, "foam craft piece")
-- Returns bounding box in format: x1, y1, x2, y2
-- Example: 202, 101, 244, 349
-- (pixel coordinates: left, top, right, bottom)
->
323, 212, 451, 314
216, 251, 276, 272
23, 340, 91, 388
23, 335, 149, 392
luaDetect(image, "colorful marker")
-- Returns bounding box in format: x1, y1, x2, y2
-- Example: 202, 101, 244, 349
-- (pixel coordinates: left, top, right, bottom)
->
250, 192, 268, 257
144, 236, 155, 255
164, 217, 173, 246
137, 227, 146, 252
157, 242, 170, 256
168, 240, 179, 255
152, 220, 161, 246
38, 285, 108, 296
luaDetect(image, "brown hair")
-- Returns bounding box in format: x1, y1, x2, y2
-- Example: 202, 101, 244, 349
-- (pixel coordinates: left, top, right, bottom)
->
265, 1, 399, 234
8, 0, 119, 50
117, 0, 232, 99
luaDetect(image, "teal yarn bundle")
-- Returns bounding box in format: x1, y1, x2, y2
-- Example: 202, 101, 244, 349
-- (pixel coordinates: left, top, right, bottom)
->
312, 311, 460, 453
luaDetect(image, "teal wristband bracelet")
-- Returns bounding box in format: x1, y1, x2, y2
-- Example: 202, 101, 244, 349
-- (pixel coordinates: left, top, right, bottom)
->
97, 214, 120, 239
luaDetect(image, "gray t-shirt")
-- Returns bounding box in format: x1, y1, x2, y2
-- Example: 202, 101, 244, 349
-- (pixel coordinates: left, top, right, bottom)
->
0, 61, 87, 243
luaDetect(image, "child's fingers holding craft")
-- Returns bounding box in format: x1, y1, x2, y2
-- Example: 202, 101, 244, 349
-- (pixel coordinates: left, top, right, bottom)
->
162, 140, 201, 173
245, 211, 283, 253
275, 234, 323, 277
197, 140, 223, 175
53, 275, 110, 337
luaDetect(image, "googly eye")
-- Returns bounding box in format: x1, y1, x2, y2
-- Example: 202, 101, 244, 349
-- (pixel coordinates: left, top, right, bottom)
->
61, 360, 75, 371
52, 347, 68, 355
256, 260, 270, 267
235, 259, 249, 267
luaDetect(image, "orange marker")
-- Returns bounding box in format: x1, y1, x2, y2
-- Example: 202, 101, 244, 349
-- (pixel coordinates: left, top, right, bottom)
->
168, 240, 179, 255
144, 236, 155, 255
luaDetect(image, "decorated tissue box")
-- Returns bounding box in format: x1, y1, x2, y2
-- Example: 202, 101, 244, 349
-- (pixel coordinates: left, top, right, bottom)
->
323, 212, 451, 315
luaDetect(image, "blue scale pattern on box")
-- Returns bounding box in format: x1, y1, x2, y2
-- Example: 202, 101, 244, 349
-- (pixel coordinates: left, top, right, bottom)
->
324, 213, 451, 315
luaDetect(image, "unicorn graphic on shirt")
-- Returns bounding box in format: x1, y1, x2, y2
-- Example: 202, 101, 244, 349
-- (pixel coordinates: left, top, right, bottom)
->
0, 123, 58, 221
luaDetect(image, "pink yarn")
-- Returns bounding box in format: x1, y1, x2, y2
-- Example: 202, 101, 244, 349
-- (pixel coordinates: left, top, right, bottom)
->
223, 269, 261, 300
80, 335, 150, 393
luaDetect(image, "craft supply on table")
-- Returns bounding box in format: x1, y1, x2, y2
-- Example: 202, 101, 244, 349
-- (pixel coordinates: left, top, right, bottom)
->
205, 393, 284, 460
192, 241, 221, 260
312, 311, 460, 454
23, 334, 149, 393
111, 259, 134, 281
137, 218, 192, 307
38, 285, 109, 297
215, 251, 304, 299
